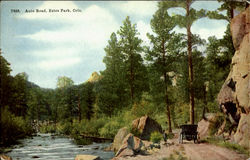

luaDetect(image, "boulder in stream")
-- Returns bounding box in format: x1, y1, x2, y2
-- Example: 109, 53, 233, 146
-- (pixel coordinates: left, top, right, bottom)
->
75, 155, 101, 160
111, 127, 129, 152
115, 133, 144, 158
0, 155, 12, 160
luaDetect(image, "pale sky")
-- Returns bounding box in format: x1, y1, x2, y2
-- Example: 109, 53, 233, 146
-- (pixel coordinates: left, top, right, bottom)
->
0, 1, 229, 88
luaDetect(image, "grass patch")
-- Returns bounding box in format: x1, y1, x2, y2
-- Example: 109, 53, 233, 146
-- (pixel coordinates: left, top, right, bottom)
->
204, 137, 249, 155
161, 153, 187, 160
150, 131, 162, 143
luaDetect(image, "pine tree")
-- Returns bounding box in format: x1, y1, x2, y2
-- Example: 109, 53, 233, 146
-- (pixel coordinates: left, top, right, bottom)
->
117, 16, 148, 105
146, 7, 184, 133
160, 1, 206, 124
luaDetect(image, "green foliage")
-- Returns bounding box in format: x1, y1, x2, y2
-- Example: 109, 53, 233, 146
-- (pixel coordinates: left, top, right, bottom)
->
0, 107, 33, 145
56, 76, 74, 88
39, 124, 56, 133
99, 120, 121, 138
150, 131, 162, 143
208, 0, 245, 21
172, 103, 189, 127
146, 4, 186, 132
131, 93, 157, 118
130, 127, 141, 138
84, 82, 95, 120
96, 32, 129, 117
60, 122, 73, 135
0, 50, 12, 108
167, 132, 175, 139
218, 141, 249, 155
0, 1, 240, 147
81, 118, 106, 136
162, 154, 187, 160
118, 16, 149, 104
99, 110, 136, 138
96, 16, 149, 117
204, 137, 249, 155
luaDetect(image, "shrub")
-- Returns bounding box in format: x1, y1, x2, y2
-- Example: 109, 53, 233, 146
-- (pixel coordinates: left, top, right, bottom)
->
99, 120, 121, 138
130, 127, 141, 138
56, 121, 72, 135
79, 118, 106, 136
1, 107, 33, 145
150, 131, 162, 143
39, 124, 56, 133
167, 132, 174, 139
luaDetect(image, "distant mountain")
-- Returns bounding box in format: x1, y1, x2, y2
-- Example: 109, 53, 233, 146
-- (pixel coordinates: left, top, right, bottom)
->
26, 80, 40, 89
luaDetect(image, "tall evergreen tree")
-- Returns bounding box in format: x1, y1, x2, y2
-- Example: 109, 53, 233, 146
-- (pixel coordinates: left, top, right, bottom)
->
146, 7, 184, 133
82, 82, 95, 120
117, 16, 148, 105
96, 32, 128, 117
0, 49, 12, 108
160, 1, 206, 124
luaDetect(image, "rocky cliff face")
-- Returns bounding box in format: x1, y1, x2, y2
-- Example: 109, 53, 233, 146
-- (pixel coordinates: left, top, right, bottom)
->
217, 6, 250, 150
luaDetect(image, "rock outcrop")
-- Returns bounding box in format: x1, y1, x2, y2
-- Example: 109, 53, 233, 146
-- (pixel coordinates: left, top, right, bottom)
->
0, 155, 12, 160
197, 113, 216, 140
233, 113, 250, 150
112, 116, 163, 159
114, 133, 144, 158
87, 72, 101, 83
111, 127, 129, 152
75, 155, 101, 160
217, 6, 250, 150
132, 115, 162, 140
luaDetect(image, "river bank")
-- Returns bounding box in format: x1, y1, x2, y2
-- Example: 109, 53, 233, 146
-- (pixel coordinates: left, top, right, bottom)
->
4, 133, 114, 160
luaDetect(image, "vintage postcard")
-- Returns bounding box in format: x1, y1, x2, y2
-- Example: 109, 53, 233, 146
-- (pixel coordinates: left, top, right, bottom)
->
0, 1, 249, 160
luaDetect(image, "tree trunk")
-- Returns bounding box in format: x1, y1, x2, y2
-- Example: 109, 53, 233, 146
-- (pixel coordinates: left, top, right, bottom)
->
186, 0, 195, 124
230, 3, 234, 19
162, 41, 172, 133
164, 73, 172, 133
78, 94, 81, 121
202, 84, 208, 120
130, 52, 134, 105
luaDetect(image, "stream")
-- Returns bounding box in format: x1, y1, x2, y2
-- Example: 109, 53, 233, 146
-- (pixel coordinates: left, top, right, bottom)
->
6, 133, 114, 160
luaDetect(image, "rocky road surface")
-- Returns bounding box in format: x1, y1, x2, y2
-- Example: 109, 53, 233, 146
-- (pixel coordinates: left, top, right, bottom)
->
118, 138, 248, 160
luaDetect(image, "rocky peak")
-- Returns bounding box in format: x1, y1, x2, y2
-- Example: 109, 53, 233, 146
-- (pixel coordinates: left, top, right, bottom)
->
87, 72, 101, 83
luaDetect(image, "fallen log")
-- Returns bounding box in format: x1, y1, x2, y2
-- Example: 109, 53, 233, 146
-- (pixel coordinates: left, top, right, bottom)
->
80, 134, 113, 143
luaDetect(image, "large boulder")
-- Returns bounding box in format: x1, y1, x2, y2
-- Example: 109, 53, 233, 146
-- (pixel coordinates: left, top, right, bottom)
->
115, 133, 144, 158
0, 155, 12, 160
217, 6, 250, 149
132, 115, 162, 140
197, 113, 216, 140
233, 113, 250, 151
75, 155, 101, 160
112, 127, 129, 152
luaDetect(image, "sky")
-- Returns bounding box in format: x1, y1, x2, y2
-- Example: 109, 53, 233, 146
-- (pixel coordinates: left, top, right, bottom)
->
0, 1, 229, 89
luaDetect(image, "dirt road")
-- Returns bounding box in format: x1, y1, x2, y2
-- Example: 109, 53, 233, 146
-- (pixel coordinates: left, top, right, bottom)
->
118, 139, 248, 160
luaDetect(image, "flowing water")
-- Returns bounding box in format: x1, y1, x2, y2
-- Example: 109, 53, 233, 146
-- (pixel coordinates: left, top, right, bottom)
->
7, 133, 114, 160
